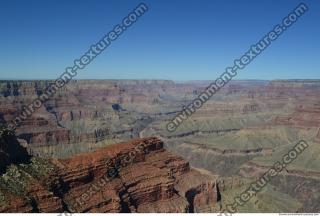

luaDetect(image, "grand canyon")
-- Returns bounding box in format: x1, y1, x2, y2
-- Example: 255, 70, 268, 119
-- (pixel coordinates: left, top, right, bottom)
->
0, 79, 319, 213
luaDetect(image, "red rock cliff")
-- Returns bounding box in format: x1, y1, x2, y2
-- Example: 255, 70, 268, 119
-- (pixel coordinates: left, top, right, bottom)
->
0, 137, 219, 213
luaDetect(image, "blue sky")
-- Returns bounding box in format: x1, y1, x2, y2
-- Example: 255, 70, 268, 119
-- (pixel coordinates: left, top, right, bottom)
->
0, 0, 319, 80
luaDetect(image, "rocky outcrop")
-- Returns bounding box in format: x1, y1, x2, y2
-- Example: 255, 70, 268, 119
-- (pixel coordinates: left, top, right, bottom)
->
0, 194, 33, 213
1, 79, 319, 153
316, 129, 320, 143
58, 137, 217, 213
239, 161, 320, 212
0, 125, 30, 173
0, 80, 177, 150
1, 79, 320, 213
0, 137, 219, 213
193, 183, 219, 212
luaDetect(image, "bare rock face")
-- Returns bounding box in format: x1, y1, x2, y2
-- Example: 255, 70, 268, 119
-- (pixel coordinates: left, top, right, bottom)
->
274, 103, 320, 128
0, 125, 30, 173
267, 81, 320, 129
58, 137, 218, 213
193, 183, 219, 212
1, 79, 319, 158
0, 195, 33, 213
0, 80, 175, 148
26, 181, 64, 212
2, 79, 319, 212
0, 137, 219, 213
316, 129, 320, 143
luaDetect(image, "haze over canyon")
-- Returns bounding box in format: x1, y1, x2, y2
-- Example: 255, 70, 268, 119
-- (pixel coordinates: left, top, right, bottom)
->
0, 79, 319, 213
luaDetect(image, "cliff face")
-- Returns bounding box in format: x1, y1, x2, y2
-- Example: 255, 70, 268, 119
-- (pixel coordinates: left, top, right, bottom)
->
0, 125, 30, 173
1, 80, 320, 157
1, 80, 320, 212
0, 80, 175, 148
0, 137, 219, 213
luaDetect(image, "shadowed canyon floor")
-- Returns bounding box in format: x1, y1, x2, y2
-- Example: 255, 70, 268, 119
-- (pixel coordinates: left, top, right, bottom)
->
0, 79, 320, 212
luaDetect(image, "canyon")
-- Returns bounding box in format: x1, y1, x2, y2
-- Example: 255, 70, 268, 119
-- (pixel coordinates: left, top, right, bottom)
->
0, 136, 221, 213
0, 79, 320, 212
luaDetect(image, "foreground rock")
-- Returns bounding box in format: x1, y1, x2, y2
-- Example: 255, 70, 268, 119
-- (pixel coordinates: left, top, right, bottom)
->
0, 137, 219, 213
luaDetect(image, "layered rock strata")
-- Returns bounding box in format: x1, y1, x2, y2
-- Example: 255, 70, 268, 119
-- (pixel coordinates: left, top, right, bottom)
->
0, 137, 219, 213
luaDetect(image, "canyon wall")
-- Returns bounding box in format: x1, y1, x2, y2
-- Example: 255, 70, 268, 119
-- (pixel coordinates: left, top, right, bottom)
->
0, 137, 220, 213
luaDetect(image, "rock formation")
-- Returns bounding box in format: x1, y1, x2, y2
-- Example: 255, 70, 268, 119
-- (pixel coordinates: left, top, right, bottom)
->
0, 137, 219, 213
1, 79, 320, 212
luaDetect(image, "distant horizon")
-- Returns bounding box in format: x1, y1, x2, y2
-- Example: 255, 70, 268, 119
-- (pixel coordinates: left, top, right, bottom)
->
1, 78, 320, 82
